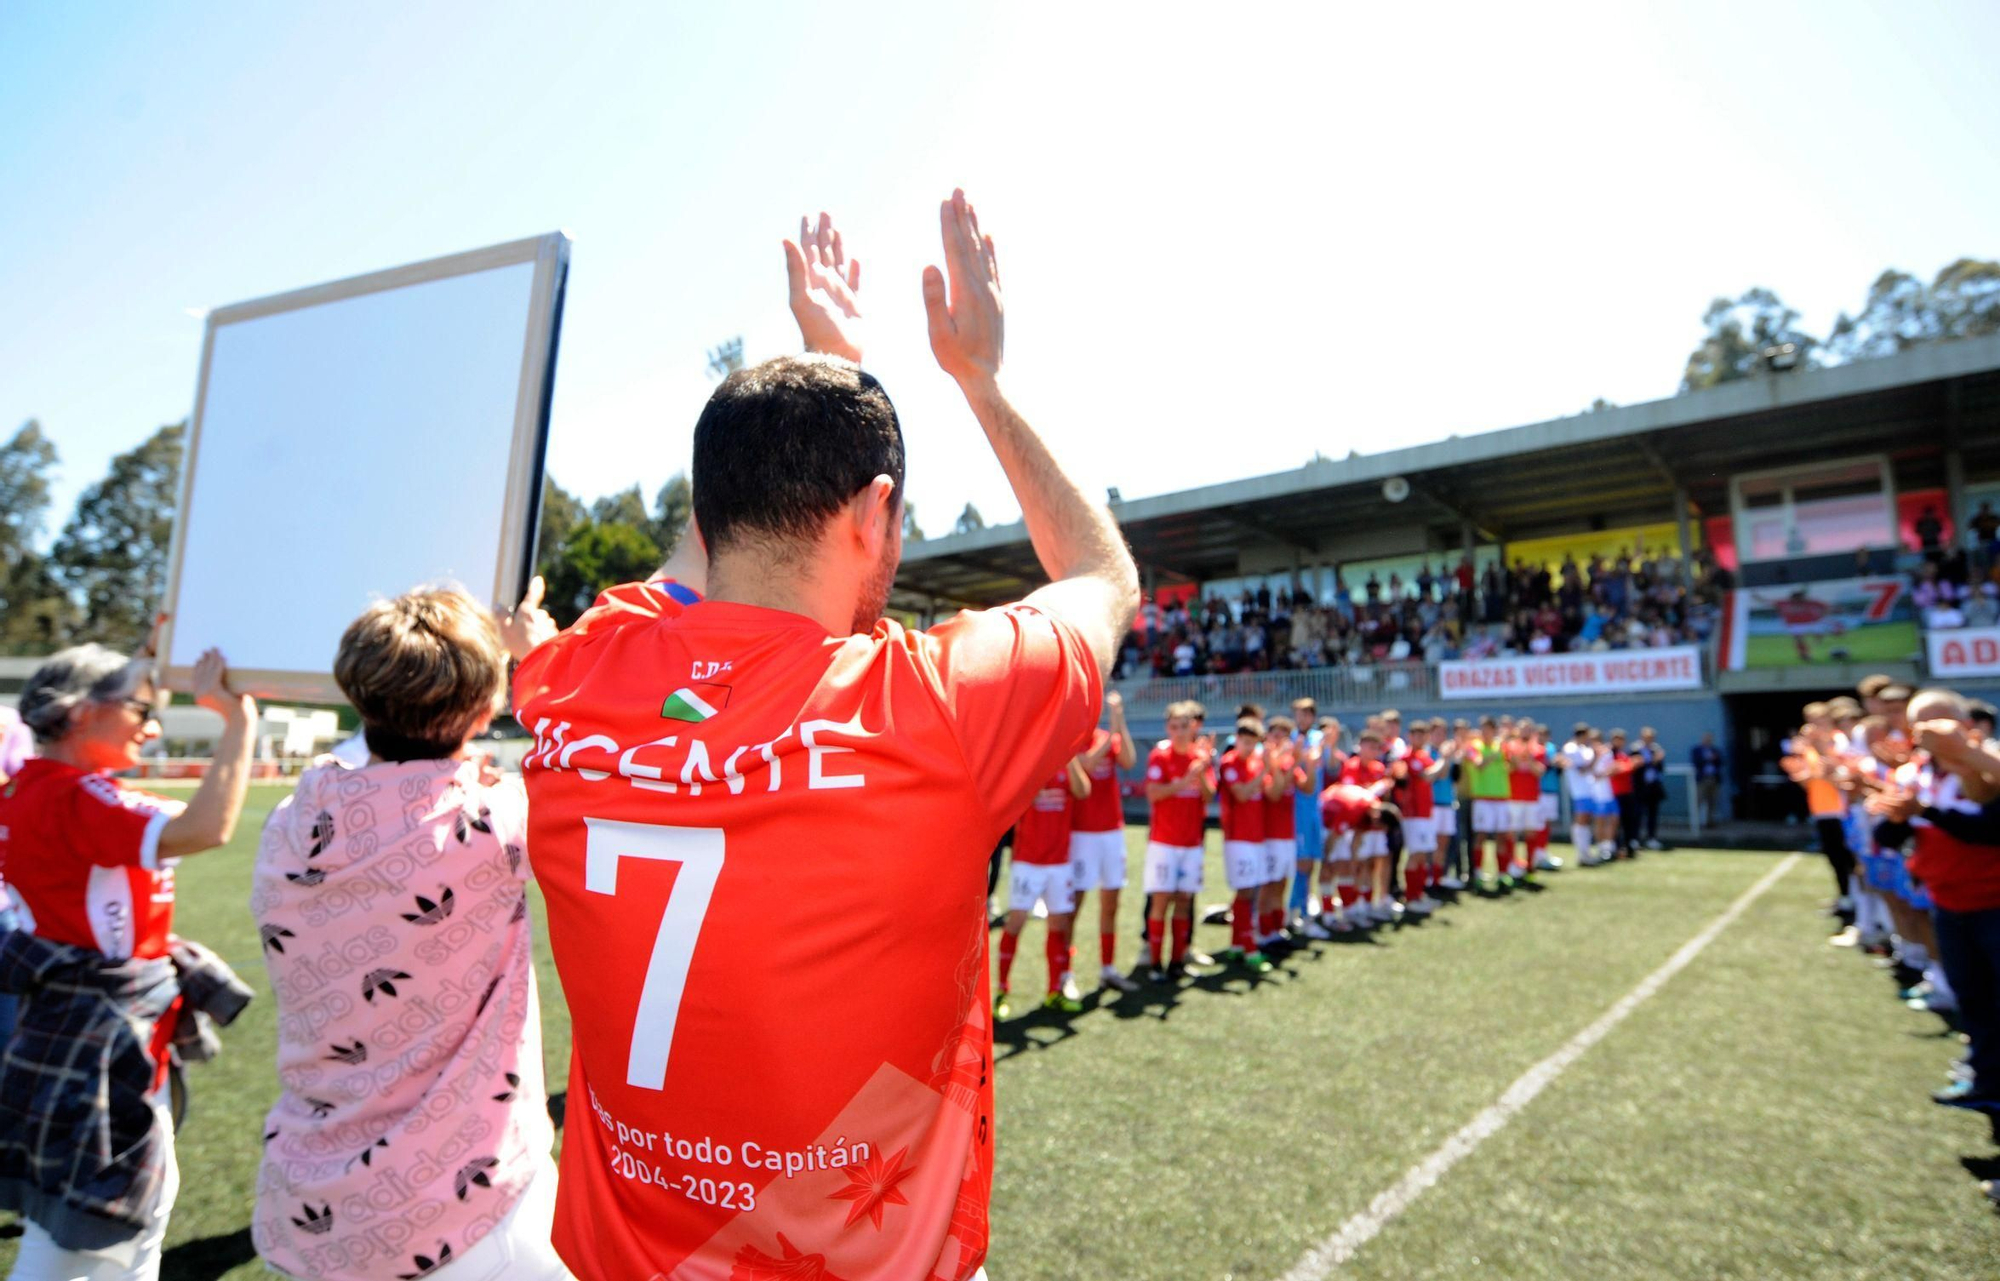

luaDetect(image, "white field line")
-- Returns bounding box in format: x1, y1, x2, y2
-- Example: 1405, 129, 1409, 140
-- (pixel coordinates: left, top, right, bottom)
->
1278, 853, 1802, 1280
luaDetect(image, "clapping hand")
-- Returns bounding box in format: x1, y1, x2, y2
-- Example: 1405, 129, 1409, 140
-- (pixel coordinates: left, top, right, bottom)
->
1865, 786, 1922, 823
783, 212, 863, 363
922, 188, 1002, 388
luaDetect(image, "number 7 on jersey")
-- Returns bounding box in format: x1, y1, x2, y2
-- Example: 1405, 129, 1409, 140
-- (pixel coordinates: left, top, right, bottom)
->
583, 818, 725, 1090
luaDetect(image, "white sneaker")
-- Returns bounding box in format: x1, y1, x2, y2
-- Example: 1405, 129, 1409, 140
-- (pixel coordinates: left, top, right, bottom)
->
1060, 973, 1082, 1002
1536, 854, 1564, 871
1378, 901, 1403, 924
1404, 897, 1436, 916
1300, 920, 1333, 940
1439, 875, 1465, 891
1507, 861, 1529, 878
1099, 965, 1139, 993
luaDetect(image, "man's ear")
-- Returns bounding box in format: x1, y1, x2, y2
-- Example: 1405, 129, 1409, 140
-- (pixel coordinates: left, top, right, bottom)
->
848, 475, 898, 550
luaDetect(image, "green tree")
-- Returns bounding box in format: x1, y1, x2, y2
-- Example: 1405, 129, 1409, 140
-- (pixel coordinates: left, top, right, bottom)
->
1680, 288, 1818, 392
589, 484, 650, 529
1929, 257, 2000, 340
902, 499, 926, 542
652, 472, 692, 557
0, 554, 77, 654
533, 474, 585, 581
953, 502, 985, 535
0, 420, 58, 567
49, 421, 183, 651
540, 520, 662, 626
1825, 270, 1936, 363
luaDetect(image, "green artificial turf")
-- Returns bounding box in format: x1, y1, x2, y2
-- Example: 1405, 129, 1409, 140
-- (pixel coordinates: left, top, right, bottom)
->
2, 794, 1994, 1279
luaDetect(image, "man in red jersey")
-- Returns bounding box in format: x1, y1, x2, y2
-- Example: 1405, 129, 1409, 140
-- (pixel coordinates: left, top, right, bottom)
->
1505, 724, 1546, 879
997, 760, 1091, 1017
1393, 720, 1444, 916
513, 193, 1138, 1281
1217, 716, 1272, 972
1261, 717, 1309, 946
1608, 728, 1640, 858
1142, 700, 1213, 982
1069, 691, 1139, 993
1341, 732, 1397, 925
1319, 781, 1400, 934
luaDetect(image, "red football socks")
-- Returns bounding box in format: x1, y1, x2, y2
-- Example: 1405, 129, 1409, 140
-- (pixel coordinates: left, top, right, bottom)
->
998, 933, 1018, 989
1338, 883, 1360, 908
1405, 864, 1426, 902
1100, 929, 1116, 969
1171, 913, 1191, 964
1045, 932, 1068, 994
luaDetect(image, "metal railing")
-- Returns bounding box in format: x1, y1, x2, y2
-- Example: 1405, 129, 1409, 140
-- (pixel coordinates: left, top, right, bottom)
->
1109, 661, 1439, 713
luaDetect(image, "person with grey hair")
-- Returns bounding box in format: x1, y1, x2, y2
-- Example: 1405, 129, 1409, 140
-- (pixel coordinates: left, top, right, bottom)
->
0, 640, 257, 1280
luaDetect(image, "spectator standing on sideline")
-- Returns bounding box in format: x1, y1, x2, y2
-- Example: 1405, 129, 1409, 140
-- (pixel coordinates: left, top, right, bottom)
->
0, 641, 257, 1279
1691, 732, 1724, 828
512, 193, 1137, 1280
1636, 727, 1668, 849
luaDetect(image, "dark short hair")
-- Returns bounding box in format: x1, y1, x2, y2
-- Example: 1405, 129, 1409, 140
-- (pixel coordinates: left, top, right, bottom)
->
692, 356, 905, 554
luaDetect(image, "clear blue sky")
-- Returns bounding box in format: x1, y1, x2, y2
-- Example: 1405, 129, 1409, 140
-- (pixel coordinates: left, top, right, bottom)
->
4, 1, 1997, 547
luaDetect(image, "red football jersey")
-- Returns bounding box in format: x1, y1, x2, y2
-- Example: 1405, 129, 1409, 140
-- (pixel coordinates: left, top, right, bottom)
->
1399, 750, 1436, 818
1507, 744, 1543, 802
1217, 747, 1266, 842
1609, 750, 1636, 797
1319, 783, 1378, 834
514, 582, 1099, 1280
1262, 753, 1301, 839
0, 758, 184, 961
1013, 770, 1073, 865
1146, 744, 1208, 847
1069, 730, 1124, 834
1341, 755, 1388, 795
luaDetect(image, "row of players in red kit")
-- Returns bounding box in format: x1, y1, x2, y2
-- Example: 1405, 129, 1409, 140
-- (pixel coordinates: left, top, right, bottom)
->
998, 696, 1481, 1010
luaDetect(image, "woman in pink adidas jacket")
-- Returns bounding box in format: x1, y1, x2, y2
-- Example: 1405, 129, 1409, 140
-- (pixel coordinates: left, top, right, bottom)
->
251, 582, 568, 1281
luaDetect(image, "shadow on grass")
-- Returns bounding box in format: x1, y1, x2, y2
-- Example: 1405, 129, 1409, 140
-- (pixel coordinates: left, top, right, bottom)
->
163, 1226, 256, 1279
990, 918, 1449, 1063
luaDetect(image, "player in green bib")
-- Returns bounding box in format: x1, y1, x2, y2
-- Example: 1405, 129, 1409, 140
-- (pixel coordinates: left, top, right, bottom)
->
1465, 717, 1516, 889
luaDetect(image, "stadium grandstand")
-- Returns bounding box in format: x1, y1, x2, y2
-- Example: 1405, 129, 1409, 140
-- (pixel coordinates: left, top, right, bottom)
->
894, 333, 2000, 833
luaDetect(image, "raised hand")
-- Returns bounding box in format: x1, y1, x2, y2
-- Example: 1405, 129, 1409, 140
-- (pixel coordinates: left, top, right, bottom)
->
783, 212, 863, 363
189, 648, 254, 721
922, 188, 1002, 387
498, 575, 558, 661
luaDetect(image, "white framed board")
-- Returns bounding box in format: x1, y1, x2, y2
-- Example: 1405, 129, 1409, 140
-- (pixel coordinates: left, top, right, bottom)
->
160, 233, 570, 703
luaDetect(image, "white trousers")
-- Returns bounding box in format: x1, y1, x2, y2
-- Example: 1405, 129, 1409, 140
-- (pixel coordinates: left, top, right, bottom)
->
432, 1156, 572, 1281
11, 1106, 177, 1281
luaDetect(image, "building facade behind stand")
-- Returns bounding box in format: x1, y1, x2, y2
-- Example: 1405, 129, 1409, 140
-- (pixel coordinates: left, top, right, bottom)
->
892, 336, 2000, 836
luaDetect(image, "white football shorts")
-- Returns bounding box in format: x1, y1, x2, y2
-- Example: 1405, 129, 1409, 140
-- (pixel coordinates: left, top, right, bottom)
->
1472, 799, 1511, 834
1262, 838, 1293, 883
1402, 816, 1436, 851
1143, 841, 1204, 895
1224, 839, 1266, 891
1067, 828, 1127, 892
1008, 861, 1075, 915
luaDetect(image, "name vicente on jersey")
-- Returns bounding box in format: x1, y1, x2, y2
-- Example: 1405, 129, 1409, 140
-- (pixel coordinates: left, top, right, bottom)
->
522, 713, 870, 795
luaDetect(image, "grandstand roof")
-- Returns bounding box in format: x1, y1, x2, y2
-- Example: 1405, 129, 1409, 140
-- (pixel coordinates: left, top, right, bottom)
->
894, 334, 2000, 608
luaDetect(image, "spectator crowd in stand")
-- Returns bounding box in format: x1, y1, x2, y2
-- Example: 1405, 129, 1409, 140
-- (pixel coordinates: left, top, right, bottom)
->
1911, 500, 2000, 630
1118, 546, 1731, 679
